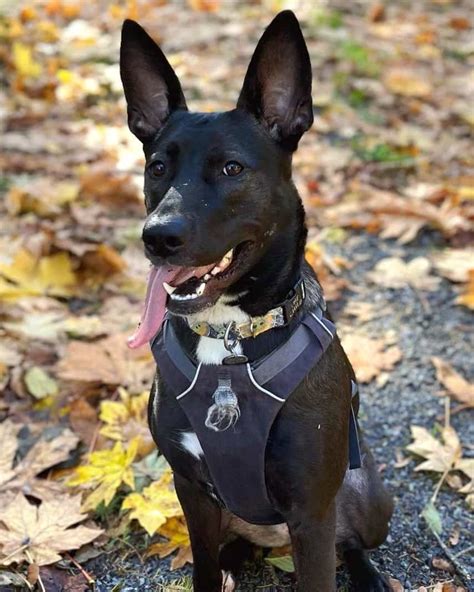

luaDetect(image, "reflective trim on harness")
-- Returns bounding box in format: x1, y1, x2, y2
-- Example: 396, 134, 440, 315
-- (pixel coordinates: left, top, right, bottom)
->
176, 363, 202, 400
246, 364, 285, 402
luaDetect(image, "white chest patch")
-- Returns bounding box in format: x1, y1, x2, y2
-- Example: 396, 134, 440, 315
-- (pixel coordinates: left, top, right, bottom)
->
180, 431, 204, 459
187, 298, 249, 365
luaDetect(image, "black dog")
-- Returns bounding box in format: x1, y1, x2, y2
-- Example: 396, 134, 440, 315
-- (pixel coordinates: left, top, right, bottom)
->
120, 11, 393, 592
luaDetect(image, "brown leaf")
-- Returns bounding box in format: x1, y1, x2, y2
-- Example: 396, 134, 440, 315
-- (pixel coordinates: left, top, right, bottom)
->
388, 578, 404, 592
368, 257, 440, 291
431, 557, 453, 572
69, 399, 100, 447
0, 493, 102, 566
57, 333, 154, 392
0, 421, 79, 501
340, 334, 402, 383
432, 249, 474, 284
432, 357, 474, 407
384, 68, 433, 97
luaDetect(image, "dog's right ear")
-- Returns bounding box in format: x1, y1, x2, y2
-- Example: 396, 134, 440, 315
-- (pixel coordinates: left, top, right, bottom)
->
120, 20, 187, 142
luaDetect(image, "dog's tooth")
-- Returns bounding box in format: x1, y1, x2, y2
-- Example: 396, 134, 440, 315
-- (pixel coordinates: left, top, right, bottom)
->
163, 282, 176, 295
211, 266, 221, 276
196, 283, 205, 296
204, 274, 211, 281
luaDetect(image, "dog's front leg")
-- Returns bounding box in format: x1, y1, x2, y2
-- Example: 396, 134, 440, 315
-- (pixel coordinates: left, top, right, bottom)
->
287, 501, 337, 592
174, 473, 223, 592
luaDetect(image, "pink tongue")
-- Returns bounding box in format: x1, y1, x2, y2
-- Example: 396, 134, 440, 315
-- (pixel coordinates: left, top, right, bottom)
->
127, 263, 215, 349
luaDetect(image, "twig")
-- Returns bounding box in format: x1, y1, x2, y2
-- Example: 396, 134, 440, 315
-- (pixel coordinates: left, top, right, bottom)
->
454, 545, 474, 559
65, 552, 95, 588
444, 396, 450, 429
432, 530, 472, 584
1, 543, 29, 564
413, 286, 431, 314
431, 466, 450, 504
88, 423, 101, 455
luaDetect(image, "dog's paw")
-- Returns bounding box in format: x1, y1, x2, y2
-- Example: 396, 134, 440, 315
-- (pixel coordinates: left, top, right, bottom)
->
221, 570, 236, 592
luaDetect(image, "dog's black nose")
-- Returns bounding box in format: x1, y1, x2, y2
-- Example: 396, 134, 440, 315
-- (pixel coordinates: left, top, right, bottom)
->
142, 217, 190, 258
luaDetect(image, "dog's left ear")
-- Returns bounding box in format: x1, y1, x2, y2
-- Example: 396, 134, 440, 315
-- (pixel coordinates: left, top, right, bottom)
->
120, 19, 187, 142
237, 11, 313, 151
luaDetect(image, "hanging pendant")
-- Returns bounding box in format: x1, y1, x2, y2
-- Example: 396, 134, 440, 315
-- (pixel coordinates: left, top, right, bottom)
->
205, 375, 241, 432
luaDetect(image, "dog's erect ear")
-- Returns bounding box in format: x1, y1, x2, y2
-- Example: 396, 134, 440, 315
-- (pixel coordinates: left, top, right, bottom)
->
237, 11, 313, 151
120, 20, 187, 142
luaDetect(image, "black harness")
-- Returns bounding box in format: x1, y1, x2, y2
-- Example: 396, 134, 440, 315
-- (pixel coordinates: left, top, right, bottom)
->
151, 304, 361, 525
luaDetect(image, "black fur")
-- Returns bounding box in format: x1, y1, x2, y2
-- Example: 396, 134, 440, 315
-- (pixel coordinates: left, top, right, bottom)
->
121, 11, 393, 591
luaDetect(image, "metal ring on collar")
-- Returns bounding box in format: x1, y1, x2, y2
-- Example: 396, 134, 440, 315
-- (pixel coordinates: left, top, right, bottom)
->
224, 321, 239, 353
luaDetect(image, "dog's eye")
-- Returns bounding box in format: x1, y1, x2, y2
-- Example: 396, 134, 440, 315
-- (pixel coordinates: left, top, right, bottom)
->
149, 160, 166, 177
223, 161, 243, 177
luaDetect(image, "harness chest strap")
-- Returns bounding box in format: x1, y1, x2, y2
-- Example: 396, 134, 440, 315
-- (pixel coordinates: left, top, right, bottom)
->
151, 308, 361, 525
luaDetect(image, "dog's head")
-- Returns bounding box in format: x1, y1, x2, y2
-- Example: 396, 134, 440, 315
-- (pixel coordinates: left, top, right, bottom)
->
120, 11, 313, 347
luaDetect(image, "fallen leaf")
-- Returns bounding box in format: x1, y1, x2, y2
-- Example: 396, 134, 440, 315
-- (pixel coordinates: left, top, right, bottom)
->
99, 388, 154, 456
340, 333, 402, 383
122, 470, 182, 535
432, 249, 474, 284
0, 250, 76, 300
407, 426, 473, 501
145, 517, 192, 570
342, 301, 378, 323
24, 367, 59, 399
69, 399, 100, 447
12, 42, 42, 79
384, 68, 433, 97
57, 333, 154, 392
3, 311, 66, 342
422, 500, 443, 534
0, 493, 102, 566
68, 438, 138, 511
265, 555, 295, 573
368, 257, 441, 291
305, 242, 349, 301
407, 425, 462, 474
6, 179, 79, 217
432, 557, 453, 572
456, 270, 474, 310
0, 422, 79, 501
388, 578, 404, 592
432, 357, 474, 407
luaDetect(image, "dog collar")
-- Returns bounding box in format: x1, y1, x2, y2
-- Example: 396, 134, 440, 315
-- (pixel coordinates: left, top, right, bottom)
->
187, 278, 310, 340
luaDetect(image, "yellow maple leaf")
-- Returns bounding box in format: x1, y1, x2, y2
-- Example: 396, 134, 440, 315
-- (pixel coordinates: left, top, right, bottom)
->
122, 470, 183, 536
0, 249, 76, 299
12, 42, 42, 79
68, 439, 138, 511
99, 388, 154, 457
146, 517, 192, 569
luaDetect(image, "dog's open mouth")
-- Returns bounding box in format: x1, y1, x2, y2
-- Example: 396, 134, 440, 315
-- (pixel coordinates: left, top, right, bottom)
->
128, 241, 253, 349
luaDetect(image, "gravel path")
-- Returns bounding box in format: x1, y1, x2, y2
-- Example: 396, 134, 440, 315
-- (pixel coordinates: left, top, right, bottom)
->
88, 232, 473, 591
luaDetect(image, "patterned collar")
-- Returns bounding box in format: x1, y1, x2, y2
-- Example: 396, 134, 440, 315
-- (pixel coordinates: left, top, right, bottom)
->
187, 278, 310, 340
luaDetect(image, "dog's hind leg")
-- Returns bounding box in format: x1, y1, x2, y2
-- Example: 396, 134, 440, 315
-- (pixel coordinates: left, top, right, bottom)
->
174, 473, 224, 592
336, 437, 393, 591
